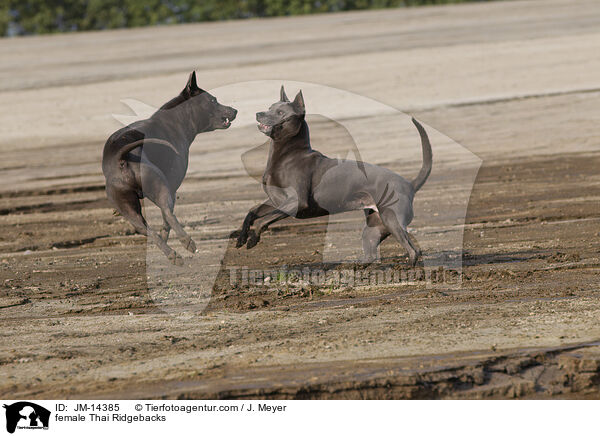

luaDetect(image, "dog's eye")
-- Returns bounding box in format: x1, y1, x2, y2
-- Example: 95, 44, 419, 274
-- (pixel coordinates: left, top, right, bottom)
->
277, 110, 283, 115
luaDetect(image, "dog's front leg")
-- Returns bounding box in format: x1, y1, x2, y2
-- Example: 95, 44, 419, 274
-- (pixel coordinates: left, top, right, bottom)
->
235, 201, 277, 248
244, 194, 300, 249
245, 209, 290, 249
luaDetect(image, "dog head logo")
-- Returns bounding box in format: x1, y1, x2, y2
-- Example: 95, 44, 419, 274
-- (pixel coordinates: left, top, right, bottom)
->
3, 402, 50, 434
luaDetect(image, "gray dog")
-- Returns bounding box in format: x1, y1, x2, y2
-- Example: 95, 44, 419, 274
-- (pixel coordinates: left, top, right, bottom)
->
235, 86, 432, 265
102, 72, 237, 264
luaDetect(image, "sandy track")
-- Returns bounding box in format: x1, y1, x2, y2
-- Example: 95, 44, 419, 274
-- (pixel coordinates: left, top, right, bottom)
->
1, 0, 600, 398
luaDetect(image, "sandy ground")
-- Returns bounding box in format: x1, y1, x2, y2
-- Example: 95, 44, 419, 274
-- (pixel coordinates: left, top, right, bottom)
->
1, 0, 600, 399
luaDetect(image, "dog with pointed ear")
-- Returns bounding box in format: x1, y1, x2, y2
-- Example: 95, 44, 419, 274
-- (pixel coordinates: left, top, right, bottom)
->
237, 85, 432, 267
255, 85, 306, 141
281, 85, 305, 118
102, 71, 238, 265
280, 85, 289, 102
185, 70, 200, 95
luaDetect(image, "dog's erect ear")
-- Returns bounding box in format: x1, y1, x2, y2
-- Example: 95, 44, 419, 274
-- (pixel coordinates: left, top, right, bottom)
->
292, 90, 305, 114
185, 71, 199, 91
280, 85, 290, 102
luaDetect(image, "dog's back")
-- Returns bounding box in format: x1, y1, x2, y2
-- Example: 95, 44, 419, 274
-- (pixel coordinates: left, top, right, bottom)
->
102, 122, 145, 176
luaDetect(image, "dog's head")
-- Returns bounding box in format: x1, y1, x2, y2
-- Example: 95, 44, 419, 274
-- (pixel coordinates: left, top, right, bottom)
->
178, 71, 237, 132
256, 86, 305, 141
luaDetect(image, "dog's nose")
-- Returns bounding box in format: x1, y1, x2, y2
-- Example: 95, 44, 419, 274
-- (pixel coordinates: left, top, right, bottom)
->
232, 108, 238, 117
256, 112, 265, 119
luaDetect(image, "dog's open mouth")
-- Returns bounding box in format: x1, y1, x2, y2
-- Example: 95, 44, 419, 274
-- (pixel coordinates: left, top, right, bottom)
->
257, 122, 271, 134
221, 117, 232, 128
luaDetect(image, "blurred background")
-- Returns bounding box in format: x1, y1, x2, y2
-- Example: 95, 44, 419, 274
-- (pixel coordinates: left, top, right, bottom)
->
0, 0, 494, 37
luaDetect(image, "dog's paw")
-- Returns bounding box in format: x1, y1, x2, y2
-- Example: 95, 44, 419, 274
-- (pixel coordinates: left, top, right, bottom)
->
409, 250, 421, 267
168, 251, 184, 266
182, 237, 196, 253
229, 230, 241, 239
235, 232, 248, 248
160, 228, 170, 242
359, 255, 380, 264
246, 230, 260, 249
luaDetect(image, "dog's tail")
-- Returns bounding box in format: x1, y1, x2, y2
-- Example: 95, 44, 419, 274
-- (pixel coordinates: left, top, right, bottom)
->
116, 138, 179, 162
410, 117, 432, 192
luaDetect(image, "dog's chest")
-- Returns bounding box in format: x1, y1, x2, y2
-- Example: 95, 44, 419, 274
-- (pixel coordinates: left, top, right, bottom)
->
262, 171, 281, 196
262, 160, 298, 189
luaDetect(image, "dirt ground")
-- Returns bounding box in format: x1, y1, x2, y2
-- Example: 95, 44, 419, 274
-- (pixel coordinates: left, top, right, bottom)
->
1, 0, 600, 399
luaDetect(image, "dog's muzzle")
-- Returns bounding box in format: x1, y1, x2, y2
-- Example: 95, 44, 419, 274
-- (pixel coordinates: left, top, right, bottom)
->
257, 122, 272, 134
220, 109, 237, 128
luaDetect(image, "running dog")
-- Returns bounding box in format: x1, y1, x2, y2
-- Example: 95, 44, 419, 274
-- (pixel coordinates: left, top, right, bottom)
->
235, 86, 431, 265
102, 72, 237, 264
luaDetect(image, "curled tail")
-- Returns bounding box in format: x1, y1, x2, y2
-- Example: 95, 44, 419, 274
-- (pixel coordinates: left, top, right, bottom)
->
116, 138, 179, 162
410, 117, 432, 192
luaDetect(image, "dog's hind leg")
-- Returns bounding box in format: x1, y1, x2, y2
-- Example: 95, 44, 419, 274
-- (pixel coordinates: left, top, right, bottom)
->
159, 209, 171, 243
379, 206, 420, 267
139, 163, 196, 253
361, 210, 390, 262
146, 183, 196, 254
108, 186, 183, 265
